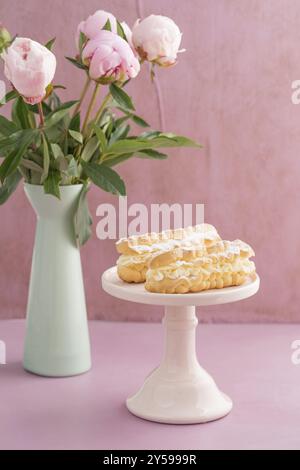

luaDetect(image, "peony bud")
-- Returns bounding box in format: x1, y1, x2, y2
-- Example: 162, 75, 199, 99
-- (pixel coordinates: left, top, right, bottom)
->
2, 37, 56, 105
77, 10, 118, 46
82, 30, 140, 83
132, 15, 184, 67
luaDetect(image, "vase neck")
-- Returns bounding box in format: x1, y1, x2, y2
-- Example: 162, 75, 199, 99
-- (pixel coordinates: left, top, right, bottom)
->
24, 184, 83, 219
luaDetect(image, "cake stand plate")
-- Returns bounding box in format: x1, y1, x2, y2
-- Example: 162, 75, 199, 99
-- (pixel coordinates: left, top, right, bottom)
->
102, 267, 260, 424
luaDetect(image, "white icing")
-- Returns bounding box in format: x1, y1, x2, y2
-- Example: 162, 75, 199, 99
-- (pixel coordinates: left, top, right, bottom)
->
129, 230, 220, 254
117, 225, 220, 254
117, 253, 152, 266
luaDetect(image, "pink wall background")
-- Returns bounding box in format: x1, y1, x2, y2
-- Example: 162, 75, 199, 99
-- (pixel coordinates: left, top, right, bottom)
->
1, 0, 300, 322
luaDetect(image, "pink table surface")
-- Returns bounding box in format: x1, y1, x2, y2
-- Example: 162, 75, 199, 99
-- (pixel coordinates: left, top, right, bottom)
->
0, 320, 300, 450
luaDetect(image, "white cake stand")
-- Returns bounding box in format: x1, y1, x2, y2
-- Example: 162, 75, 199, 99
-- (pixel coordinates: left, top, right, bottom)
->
102, 267, 260, 425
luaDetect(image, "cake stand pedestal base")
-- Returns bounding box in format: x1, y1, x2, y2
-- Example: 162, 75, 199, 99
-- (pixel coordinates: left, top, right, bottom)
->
127, 306, 232, 424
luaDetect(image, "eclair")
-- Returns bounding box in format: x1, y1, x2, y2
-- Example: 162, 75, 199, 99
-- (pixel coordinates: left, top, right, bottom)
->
145, 240, 256, 294
116, 224, 221, 283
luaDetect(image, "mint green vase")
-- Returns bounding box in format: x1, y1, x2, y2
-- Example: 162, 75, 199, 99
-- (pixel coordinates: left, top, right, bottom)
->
23, 184, 91, 377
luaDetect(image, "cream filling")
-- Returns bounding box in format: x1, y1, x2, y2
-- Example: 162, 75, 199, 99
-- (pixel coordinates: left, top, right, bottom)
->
147, 259, 256, 282
117, 253, 153, 267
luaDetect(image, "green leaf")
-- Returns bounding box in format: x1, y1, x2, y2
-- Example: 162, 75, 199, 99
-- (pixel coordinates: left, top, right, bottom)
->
104, 148, 167, 166
81, 161, 126, 195
116, 21, 126, 40
45, 37, 56, 50
13, 97, 31, 129
0, 116, 18, 136
0, 129, 37, 182
18, 98, 31, 128
131, 115, 150, 128
0, 135, 17, 156
70, 112, 80, 132
43, 169, 61, 199
104, 121, 114, 140
109, 83, 135, 111
31, 101, 52, 116
55, 155, 69, 172
45, 101, 78, 128
114, 115, 131, 128
67, 156, 79, 177
65, 56, 87, 70
102, 19, 112, 31
18, 164, 30, 181
107, 134, 201, 155
114, 108, 150, 128
49, 100, 78, 113
20, 158, 43, 173
11, 99, 20, 126
159, 133, 202, 148
137, 149, 168, 159
47, 91, 61, 111
41, 133, 50, 183
93, 125, 107, 151
81, 136, 99, 162
61, 132, 69, 155
74, 183, 92, 246
78, 32, 87, 53
97, 109, 111, 127
69, 129, 83, 144
50, 143, 64, 160
140, 130, 161, 139
0, 130, 25, 155
109, 124, 130, 145
0, 89, 18, 107
29, 151, 43, 166
0, 170, 22, 204
104, 153, 133, 167
106, 139, 154, 154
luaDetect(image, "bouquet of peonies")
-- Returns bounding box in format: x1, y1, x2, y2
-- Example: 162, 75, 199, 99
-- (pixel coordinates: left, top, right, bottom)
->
0, 11, 200, 245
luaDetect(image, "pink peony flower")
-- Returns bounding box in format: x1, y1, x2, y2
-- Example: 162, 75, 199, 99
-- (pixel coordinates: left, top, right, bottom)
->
77, 10, 118, 44
3, 37, 56, 105
82, 30, 140, 83
77, 11, 134, 50
120, 21, 134, 49
132, 15, 183, 67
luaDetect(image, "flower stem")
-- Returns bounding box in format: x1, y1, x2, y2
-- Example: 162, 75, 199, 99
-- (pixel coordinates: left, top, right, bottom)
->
38, 102, 44, 127
94, 93, 111, 127
85, 92, 112, 141
28, 111, 36, 129
81, 83, 100, 136
91, 79, 128, 131
72, 75, 91, 117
